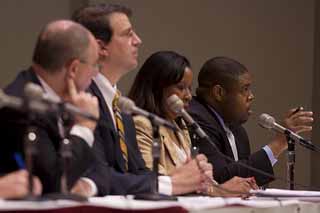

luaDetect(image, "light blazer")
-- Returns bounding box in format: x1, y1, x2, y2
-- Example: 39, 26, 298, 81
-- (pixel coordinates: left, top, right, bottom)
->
133, 115, 191, 175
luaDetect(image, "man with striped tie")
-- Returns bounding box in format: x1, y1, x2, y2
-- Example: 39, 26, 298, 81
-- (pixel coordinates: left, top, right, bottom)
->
71, 3, 213, 197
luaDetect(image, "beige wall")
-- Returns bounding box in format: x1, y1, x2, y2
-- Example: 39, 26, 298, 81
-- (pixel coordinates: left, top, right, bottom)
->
0, 0, 317, 189
0, 0, 71, 86
312, 1, 320, 189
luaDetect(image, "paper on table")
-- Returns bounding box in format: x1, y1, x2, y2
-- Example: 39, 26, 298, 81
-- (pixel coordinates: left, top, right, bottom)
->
250, 188, 320, 197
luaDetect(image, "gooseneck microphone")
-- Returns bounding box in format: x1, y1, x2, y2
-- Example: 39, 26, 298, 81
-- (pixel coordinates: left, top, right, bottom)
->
167, 94, 214, 143
24, 83, 98, 121
0, 88, 48, 113
117, 96, 177, 131
258, 113, 317, 151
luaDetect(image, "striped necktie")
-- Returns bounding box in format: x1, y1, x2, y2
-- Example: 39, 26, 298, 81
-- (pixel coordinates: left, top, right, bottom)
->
112, 90, 128, 171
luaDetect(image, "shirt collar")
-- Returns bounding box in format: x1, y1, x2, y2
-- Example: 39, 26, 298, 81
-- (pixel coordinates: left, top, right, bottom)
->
93, 72, 117, 108
207, 104, 230, 132
36, 74, 61, 102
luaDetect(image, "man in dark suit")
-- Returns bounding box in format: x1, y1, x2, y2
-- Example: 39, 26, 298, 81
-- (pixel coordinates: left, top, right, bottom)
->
0, 20, 100, 194
72, 4, 213, 196
188, 56, 313, 186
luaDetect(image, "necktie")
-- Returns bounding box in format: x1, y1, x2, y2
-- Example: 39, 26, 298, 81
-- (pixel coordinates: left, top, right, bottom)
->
112, 90, 128, 171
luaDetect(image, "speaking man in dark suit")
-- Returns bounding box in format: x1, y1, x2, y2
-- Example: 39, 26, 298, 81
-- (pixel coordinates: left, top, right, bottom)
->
0, 20, 100, 194
72, 4, 213, 196
187, 56, 313, 186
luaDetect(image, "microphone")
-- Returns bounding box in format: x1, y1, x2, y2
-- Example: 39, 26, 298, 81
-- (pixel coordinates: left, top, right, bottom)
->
24, 83, 98, 121
0, 89, 49, 113
258, 113, 316, 151
167, 94, 210, 140
117, 96, 177, 131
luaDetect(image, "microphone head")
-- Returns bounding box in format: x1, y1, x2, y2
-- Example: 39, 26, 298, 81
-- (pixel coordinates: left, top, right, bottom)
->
0, 89, 9, 108
258, 113, 276, 129
167, 94, 184, 114
24, 82, 61, 103
24, 82, 44, 100
118, 96, 135, 114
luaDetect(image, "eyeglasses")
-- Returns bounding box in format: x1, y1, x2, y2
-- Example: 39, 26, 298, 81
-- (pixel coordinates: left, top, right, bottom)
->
79, 59, 102, 71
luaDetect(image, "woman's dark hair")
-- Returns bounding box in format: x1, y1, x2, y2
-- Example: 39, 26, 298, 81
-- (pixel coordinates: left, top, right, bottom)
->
128, 51, 191, 118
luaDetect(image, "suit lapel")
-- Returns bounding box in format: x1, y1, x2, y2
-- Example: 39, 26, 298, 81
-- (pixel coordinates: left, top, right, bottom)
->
159, 122, 191, 167
159, 126, 181, 167
24, 68, 61, 149
195, 97, 236, 160
89, 82, 127, 172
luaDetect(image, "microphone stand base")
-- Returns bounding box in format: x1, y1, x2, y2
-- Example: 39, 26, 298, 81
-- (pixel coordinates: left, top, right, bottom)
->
134, 193, 177, 201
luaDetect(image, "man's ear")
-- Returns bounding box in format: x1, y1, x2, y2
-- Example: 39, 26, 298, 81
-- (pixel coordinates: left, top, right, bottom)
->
66, 59, 79, 79
97, 39, 109, 58
211, 85, 226, 102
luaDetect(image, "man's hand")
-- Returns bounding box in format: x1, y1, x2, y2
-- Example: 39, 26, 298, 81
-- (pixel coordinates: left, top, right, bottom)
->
170, 158, 204, 195
71, 179, 93, 198
196, 154, 213, 180
195, 154, 214, 193
284, 107, 313, 133
67, 78, 99, 130
0, 170, 42, 199
170, 154, 213, 195
214, 176, 257, 197
268, 107, 313, 158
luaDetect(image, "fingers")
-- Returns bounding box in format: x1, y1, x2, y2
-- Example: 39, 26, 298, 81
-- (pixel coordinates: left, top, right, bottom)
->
287, 107, 304, 117
284, 108, 313, 134
0, 170, 33, 199
171, 160, 204, 195
71, 179, 90, 197
185, 156, 192, 163
195, 153, 207, 162
198, 160, 211, 170
292, 125, 312, 133
290, 113, 313, 124
242, 177, 258, 190
66, 85, 99, 130
6, 170, 28, 185
196, 154, 213, 180
67, 77, 78, 100
32, 176, 42, 195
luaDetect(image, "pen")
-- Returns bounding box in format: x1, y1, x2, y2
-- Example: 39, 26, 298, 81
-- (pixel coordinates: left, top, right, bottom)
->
14, 152, 26, 169
291, 107, 303, 116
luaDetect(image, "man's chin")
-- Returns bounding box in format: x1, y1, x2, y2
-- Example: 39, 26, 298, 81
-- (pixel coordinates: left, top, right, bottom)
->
126, 61, 138, 72
236, 116, 249, 126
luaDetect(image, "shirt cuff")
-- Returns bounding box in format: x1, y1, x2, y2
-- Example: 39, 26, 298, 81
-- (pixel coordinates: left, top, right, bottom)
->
81, 177, 98, 197
263, 145, 278, 166
158, 176, 172, 195
70, 125, 94, 147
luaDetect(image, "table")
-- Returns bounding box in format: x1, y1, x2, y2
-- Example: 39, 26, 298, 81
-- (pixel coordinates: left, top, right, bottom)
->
1, 195, 320, 212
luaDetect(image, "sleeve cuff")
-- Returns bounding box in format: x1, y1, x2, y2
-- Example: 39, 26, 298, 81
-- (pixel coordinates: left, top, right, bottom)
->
158, 176, 172, 195
70, 125, 94, 147
263, 145, 278, 166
